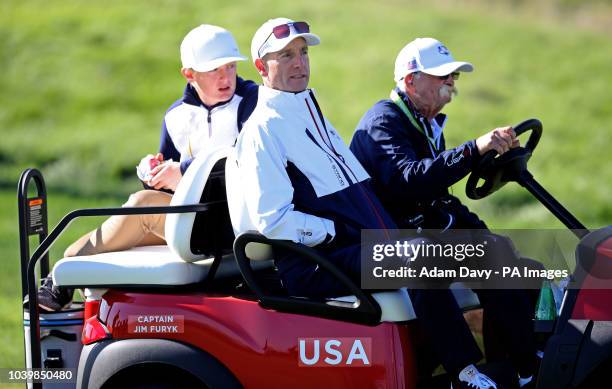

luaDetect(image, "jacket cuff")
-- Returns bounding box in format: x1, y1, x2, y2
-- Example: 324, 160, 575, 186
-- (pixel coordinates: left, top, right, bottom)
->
466, 139, 482, 168
180, 159, 192, 174
315, 219, 337, 248
322, 218, 336, 242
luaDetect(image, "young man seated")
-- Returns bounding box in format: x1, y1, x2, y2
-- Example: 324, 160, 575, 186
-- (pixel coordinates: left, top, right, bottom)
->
32, 24, 258, 312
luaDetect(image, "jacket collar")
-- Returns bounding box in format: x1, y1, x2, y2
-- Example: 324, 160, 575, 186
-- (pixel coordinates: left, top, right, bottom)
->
182, 82, 235, 111
258, 85, 313, 100
394, 87, 447, 128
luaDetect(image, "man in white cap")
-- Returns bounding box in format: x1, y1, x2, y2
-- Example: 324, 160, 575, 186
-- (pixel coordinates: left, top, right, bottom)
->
149, 23, 257, 191
351, 36, 517, 228
227, 18, 397, 298
34, 24, 257, 311
350, 38, 538, 389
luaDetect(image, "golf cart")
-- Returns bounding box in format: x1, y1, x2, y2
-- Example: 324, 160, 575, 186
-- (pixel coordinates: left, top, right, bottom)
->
18, 119, 612, 388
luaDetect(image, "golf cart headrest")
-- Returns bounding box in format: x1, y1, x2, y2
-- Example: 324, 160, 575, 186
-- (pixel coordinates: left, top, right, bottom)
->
165, 147, 235, 262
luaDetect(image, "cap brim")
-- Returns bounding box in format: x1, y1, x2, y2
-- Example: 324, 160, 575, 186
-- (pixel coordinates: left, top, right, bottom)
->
264, 33, 321, 56
422, 61, 474, 76
191, 55, 247, 72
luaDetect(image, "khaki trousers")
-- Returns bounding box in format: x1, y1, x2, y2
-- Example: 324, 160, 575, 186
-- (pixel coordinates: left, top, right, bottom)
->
64, 190, 172, 257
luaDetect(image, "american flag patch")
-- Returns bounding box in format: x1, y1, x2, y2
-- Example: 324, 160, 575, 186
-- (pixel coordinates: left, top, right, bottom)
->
407, 59, 417, 70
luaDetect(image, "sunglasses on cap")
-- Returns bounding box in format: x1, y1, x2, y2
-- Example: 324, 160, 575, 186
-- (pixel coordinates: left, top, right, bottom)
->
436, 72, 460, 81
258, 21, 310, 58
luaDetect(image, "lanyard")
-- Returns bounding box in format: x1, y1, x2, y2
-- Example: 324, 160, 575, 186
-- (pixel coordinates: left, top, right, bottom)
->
390, 89, 439, 156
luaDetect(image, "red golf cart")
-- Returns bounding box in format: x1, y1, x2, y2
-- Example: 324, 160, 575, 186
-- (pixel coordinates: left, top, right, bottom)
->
18, 119, 612, 388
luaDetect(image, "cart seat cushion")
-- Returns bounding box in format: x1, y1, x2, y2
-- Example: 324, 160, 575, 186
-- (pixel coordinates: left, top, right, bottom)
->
52, 245, 273, 288
333, 288, 417, 322
334, 286, 478, 322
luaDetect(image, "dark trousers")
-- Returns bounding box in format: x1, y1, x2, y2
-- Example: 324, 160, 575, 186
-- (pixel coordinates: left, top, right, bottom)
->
408, 287, 537, 377
275, 243, 363, 298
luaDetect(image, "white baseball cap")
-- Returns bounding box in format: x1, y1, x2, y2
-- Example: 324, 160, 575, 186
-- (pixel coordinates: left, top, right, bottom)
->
394, 37, 474, 82
251, 17, 320, 63
180, 24, 246, 72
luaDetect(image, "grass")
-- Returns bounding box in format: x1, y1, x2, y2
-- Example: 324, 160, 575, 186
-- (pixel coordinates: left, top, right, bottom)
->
0, 0, 610, 372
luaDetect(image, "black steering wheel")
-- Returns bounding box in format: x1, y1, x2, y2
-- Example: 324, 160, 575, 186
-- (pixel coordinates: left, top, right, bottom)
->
466, 118, 543, 199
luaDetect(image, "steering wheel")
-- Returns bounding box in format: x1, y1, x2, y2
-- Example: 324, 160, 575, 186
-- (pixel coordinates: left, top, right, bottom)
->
466, 118, 543, 199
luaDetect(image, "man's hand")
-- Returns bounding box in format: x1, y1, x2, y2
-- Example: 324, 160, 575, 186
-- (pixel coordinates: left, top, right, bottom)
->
475, 126, 520, 156
147, 160, 182, 191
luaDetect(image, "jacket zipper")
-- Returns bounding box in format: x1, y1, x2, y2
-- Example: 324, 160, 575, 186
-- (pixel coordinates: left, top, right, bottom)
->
304, 98, 356, 181
304, 94, 390, 234
207, 109, 212, 137
305, 129, 355, 186
203, 97, 235, 138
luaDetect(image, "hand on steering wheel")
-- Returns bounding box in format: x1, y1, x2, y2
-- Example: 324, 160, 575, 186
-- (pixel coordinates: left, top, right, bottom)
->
466, 118, 543, 200
476, 126, 520, 156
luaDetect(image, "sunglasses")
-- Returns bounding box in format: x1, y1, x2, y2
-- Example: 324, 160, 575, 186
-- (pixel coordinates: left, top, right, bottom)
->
436, 72, 460, 81
258, 21, 310, 57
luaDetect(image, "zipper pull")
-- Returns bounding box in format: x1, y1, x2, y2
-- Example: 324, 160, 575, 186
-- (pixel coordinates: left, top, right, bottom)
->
207, 110, 212, 137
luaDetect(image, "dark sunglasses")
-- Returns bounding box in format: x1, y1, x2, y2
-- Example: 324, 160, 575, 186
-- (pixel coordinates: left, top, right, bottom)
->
271, 21, 310, 39
258, 21, 310, 57
436, 72, 460, 81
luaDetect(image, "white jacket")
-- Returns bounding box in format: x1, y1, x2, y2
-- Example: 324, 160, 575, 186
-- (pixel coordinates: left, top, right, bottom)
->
227, 86, 392, 248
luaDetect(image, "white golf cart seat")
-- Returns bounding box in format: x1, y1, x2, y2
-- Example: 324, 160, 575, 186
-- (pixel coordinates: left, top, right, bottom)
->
53, 245, 244, 287
52, 147, 271, 288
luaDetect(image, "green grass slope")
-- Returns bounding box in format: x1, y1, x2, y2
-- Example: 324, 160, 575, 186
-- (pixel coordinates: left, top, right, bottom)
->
0, 0, 610, 370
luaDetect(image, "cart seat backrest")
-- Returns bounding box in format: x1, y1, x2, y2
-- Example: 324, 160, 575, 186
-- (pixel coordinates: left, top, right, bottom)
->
165, 147, 235, 262
52, 146, 274, 288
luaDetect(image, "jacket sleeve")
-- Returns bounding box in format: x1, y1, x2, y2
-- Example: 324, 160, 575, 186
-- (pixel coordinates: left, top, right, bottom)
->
351, 111, 481, 200
235, 124, 335, 246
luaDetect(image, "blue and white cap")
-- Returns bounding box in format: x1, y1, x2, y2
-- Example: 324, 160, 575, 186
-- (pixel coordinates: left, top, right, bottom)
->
394, 37, 473, 82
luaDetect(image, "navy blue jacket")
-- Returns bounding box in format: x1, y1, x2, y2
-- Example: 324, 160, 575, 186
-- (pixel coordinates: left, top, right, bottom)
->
350, 89, 487, 229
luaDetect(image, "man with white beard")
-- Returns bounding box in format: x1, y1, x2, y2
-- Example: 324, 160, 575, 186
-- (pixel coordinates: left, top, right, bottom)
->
351, 37, 518, 232
350, 38, 538, 389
